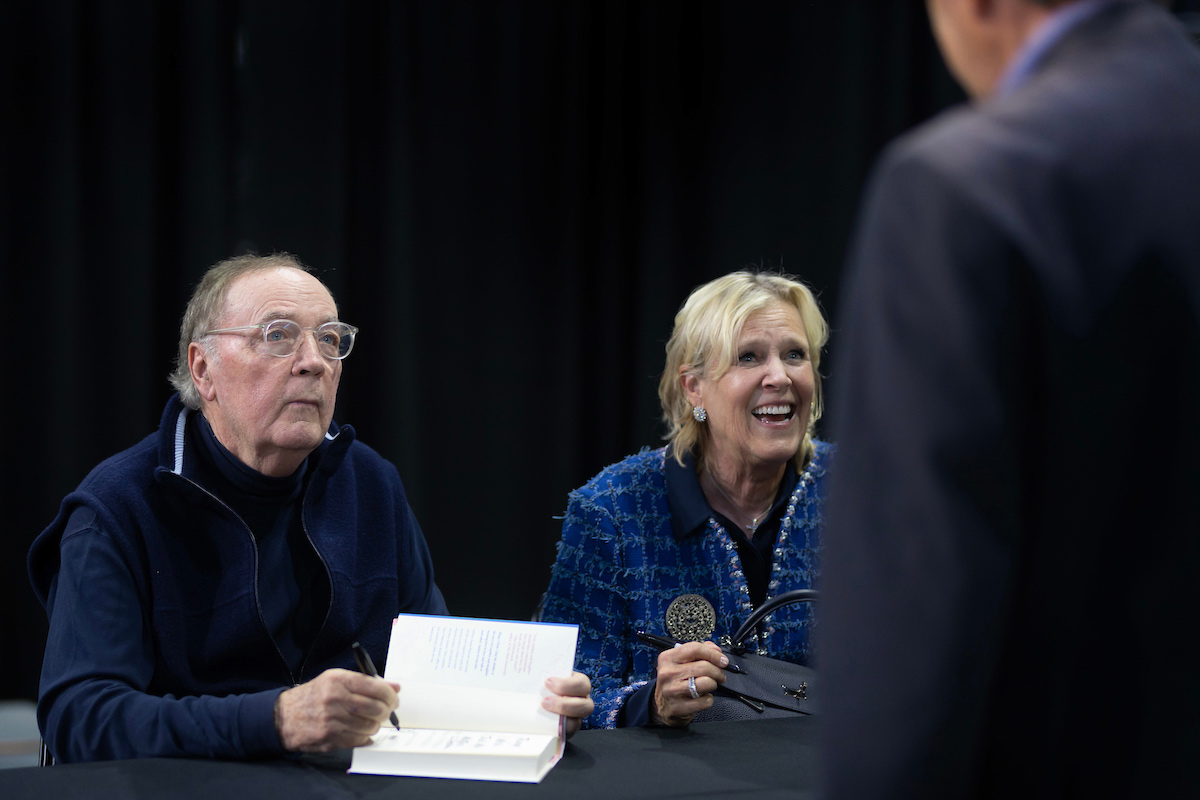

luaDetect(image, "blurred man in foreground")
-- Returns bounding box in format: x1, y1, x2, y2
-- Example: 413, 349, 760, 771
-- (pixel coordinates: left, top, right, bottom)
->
823, 2, 1200, 797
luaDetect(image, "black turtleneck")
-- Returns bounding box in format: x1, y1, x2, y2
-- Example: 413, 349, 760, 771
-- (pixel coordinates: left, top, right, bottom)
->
191, 414, 327, 678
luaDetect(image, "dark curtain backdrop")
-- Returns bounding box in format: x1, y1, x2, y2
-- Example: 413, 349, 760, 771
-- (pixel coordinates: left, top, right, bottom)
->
0, 0, 970, 701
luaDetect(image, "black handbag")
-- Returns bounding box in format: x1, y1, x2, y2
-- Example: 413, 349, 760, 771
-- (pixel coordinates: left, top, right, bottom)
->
691, 588, 817, 722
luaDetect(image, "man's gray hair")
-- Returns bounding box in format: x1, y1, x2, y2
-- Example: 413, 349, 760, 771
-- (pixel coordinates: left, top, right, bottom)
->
168, 252, 314, 409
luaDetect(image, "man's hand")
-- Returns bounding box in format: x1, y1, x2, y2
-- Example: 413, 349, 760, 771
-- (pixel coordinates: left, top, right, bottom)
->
542, 671, 594, 739
274, 668, 400, 752
651, 641, 728, 727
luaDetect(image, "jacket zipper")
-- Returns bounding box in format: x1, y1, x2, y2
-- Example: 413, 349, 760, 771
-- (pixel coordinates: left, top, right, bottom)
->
294, 501, 334, 683
165, 472, 297, 686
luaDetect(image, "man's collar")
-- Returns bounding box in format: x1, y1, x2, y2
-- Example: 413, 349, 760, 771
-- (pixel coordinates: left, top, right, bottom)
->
995, 0, 1125, 98
194, 411, 307, 495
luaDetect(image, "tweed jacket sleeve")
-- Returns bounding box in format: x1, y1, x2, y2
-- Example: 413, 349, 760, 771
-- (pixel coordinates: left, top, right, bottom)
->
542, 466, 653, 728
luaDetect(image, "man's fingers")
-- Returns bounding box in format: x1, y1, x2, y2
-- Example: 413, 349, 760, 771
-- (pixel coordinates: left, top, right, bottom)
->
541, 672, 595, 737
542, 693, 595, 718
324, 669, 399, 722
276, 669, 402, 752
544, 671, 592, 698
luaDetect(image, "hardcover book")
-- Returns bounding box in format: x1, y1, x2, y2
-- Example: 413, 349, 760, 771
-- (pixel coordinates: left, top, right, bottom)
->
348, 614, 580, 783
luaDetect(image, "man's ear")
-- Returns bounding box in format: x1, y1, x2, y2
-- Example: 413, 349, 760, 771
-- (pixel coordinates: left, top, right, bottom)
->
975, 0, 1001, 21
188, 342, 218, 402
942, 0, 1000, 27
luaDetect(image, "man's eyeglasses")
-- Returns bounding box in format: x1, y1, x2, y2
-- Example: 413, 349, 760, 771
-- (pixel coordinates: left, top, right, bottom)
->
203, 319, 359, 360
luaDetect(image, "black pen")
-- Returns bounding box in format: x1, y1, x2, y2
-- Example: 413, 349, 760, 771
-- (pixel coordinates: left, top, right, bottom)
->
351, 641, 400, 728
635, 630, 745, 673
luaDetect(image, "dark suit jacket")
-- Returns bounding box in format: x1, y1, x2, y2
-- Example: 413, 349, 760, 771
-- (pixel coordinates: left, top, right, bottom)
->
822, 3, 1200, 798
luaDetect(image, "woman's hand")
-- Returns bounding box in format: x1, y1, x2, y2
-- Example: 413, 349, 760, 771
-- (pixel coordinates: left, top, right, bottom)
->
542, 671, 594, 739
651, 642, 728, 727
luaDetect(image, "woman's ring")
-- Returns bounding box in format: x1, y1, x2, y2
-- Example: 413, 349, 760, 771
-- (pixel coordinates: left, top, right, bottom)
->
687, 676, 700, 699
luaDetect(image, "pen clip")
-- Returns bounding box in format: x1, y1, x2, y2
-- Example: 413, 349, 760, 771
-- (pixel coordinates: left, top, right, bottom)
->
731, 691, 765, 713
351, 641, 377, 676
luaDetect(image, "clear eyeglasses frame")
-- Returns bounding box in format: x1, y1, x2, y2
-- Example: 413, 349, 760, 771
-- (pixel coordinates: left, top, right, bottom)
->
202, 319, 359, 360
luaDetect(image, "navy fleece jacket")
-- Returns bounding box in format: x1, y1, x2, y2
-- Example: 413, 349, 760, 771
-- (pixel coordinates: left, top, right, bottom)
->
28, 394, 446, 762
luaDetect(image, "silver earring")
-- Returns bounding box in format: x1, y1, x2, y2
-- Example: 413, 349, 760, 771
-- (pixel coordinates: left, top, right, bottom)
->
692, 406, 707, 423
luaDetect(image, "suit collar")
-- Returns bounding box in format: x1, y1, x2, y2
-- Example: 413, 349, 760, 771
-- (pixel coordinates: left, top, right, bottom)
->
996, 0, 1129, 98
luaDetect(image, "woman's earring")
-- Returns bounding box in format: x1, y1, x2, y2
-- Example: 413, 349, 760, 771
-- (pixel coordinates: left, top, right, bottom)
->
692, 406, 707, 423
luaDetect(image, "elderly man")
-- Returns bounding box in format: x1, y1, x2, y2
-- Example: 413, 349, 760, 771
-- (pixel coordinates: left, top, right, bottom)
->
823, 1, 1200, 798
30, 253, 592, 763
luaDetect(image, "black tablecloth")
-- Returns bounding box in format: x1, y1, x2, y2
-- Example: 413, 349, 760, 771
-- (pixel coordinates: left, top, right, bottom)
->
0, 716, 817, 799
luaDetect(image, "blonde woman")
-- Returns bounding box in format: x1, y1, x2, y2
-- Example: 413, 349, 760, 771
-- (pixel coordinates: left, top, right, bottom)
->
541, 271, 832, 728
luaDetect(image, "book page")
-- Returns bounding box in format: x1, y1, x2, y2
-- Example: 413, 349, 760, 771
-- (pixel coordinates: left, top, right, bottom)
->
383, 614, 579, 735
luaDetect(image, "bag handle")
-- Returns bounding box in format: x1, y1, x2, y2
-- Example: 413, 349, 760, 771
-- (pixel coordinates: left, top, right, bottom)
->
730, 588, 818, 646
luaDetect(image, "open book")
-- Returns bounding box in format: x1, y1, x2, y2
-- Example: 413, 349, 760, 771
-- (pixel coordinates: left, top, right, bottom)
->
348, 614, 579, 783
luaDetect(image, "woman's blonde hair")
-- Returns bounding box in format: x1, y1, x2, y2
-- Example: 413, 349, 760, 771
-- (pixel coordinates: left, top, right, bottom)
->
658, 271, 828, 470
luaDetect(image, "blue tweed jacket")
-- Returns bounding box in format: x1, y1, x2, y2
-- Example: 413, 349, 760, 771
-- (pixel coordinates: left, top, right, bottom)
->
541, 441, 831, 728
